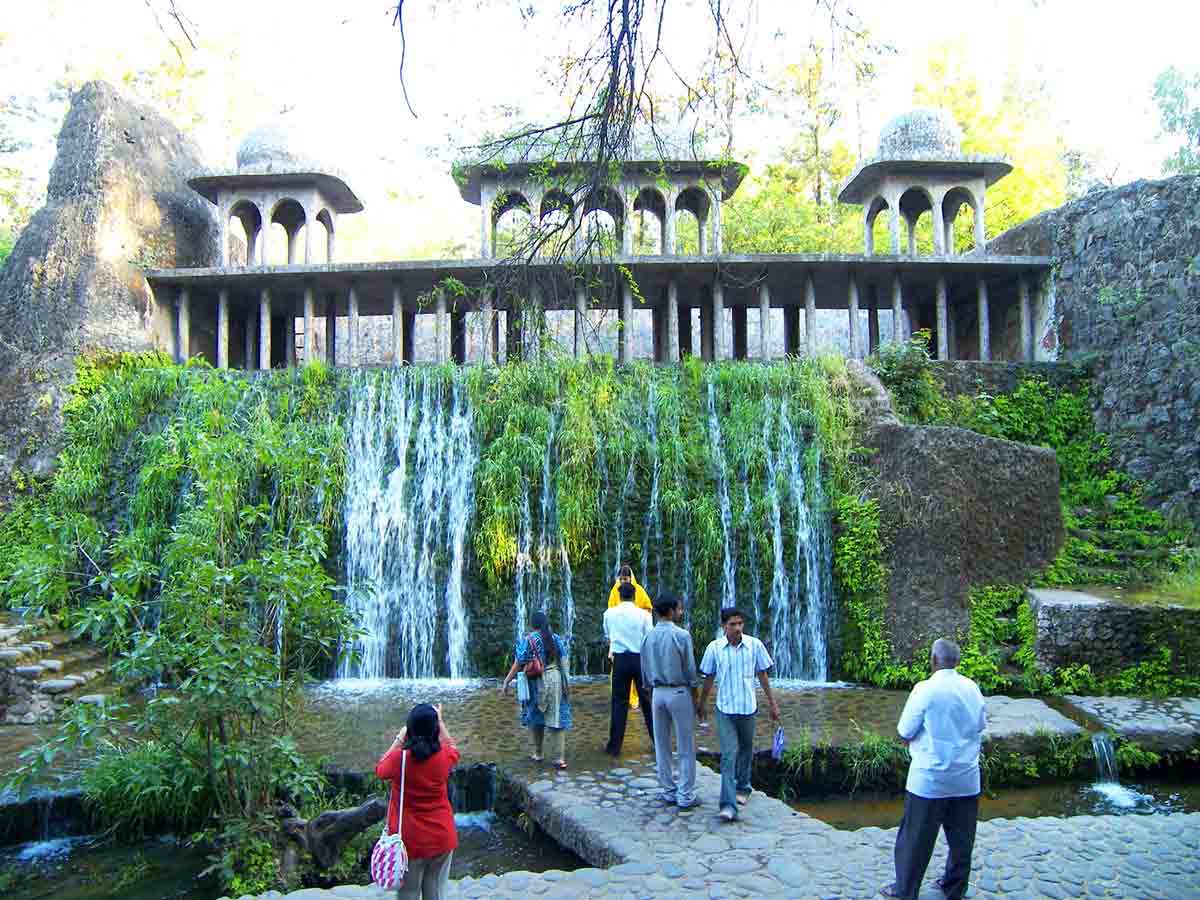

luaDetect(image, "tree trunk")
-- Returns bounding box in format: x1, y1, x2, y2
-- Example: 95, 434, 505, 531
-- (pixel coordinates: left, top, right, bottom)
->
277, 796, 387, 870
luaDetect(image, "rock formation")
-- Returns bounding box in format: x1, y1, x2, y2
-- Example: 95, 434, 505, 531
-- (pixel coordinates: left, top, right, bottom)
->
847, 361, 1064, 659
0, 81, 218, 501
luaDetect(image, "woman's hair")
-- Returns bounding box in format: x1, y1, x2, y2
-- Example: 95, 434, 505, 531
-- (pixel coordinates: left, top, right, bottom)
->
530, 611, 559, 663
403, 703, 441, 761
618, 564, 633, 579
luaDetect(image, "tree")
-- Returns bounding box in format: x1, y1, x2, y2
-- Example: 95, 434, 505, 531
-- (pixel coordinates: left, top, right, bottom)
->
1154, 66, 1200, 175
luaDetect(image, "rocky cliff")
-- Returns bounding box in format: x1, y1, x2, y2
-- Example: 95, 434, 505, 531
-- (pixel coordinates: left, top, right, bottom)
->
0, 81, 218, 498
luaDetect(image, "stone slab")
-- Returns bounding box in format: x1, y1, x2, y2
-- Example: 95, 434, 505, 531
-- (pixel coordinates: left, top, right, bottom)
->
38, 679, 79, 695
983, 696, 1084, 743
1064, 696, 1200, 752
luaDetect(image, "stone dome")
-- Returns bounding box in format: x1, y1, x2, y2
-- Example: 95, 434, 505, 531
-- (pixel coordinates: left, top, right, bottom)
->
235, 113, 331, 173
877, 108, 964, 159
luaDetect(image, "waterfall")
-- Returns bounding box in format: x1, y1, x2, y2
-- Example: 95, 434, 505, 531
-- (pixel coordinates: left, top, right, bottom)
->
741, 464, 762, 630
339, 371, 478, 679
1092, 732, 1118, 783
641, 382, 664, 589
707, 382, 737, 610
762, 398, 833, 681
511, 417, 575, 657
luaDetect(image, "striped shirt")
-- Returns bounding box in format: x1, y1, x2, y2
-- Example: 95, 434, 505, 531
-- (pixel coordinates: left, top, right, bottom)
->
699, 635, 773, 715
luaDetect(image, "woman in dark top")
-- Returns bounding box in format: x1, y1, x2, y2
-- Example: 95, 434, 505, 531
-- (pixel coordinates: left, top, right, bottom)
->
375, 703, 459, 899
501, 611, 572, 769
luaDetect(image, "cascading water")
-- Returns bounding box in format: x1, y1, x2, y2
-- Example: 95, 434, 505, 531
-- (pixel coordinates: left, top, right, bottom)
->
1092, 733, 1118, 782
762, 397, 834, 681
641, 382, 664, 589
707, 382, 737, 611
339, 371, 478, 679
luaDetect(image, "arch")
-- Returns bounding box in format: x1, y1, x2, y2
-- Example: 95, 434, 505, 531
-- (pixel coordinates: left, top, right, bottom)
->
539, 189, 574, 222
492, 190, 531, 223
581, 208, 619, 254
865, 196, 891, 255
494, 205, 534, 257
941, 186, 977, 255
632, 187, 667, 254
675, 186, 711, 255
898, 186, 936, 255
229, 199, 263, 265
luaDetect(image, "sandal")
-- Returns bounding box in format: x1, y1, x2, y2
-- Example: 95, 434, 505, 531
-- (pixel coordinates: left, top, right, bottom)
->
529, 754, 544, 762
935, 876, 948, 894
553, 759, 568, 770
878, 885, 903, 898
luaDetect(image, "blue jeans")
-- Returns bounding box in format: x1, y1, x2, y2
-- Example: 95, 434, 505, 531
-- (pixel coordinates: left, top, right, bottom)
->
716, 710, 755, 813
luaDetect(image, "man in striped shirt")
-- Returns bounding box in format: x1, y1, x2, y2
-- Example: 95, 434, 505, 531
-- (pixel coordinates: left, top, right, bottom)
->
698, 607, 781, 822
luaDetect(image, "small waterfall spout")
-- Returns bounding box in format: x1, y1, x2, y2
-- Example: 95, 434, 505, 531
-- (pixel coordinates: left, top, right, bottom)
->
1092, 732, 1117, 783
339, 371, 479, 679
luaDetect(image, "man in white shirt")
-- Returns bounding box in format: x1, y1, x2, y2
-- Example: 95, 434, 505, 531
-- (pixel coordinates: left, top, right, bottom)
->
602, 582, 654, 755
881, 638, 987, 900
698, 607, 781, 822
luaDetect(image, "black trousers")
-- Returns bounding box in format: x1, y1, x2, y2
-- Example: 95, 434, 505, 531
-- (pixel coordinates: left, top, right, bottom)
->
606, 651, 654, 754
893, 791, 978, 900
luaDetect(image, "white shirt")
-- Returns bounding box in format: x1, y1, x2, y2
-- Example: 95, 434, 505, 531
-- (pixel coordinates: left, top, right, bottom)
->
897, 668, 987, 799
603, 602, 652, 654
699, 635, 773, 715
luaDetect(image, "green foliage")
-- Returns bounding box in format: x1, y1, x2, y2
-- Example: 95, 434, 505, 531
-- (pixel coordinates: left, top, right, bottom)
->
839, 723, 909, 794
865, 330, 947, 423
1114, 736, 1161, 773
957, 585, 1023, 693
1154, 66, 1200, 175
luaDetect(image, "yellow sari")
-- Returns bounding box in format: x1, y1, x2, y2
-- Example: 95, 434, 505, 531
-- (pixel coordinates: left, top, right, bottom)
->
607, 576, 653, 708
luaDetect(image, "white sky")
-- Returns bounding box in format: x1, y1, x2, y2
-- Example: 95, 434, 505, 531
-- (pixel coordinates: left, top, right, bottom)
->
3, 0, 1197, 257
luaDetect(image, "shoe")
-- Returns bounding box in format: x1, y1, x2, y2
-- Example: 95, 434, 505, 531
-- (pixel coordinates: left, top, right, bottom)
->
934, 876, 949, 895
719, 806, 736, 822
676, 799, 699, 810
878, 884, 903, 898
736, 791, 751, 806
656, 792, 676, 804
553, 759, 568, 770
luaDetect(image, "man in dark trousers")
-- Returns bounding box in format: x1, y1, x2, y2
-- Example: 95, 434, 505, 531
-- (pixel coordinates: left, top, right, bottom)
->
603, 581, 654, 755
881, 638, 987, 900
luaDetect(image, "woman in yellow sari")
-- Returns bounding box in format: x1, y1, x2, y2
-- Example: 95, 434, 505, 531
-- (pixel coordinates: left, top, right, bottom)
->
607, 565, 652, 709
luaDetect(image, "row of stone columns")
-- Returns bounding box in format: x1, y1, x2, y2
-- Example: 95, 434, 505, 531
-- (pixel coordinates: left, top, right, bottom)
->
174, 272, 1041, 367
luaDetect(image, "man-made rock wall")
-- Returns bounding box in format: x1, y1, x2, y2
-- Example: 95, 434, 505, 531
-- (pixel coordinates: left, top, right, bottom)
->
848, 363, 1064, 659
1026, 588, 1200, 678
987, 176, 1200, 522
0, 81, 218, 503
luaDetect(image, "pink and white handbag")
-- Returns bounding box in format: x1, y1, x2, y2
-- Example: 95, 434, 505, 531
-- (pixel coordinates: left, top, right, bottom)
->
370, 749, 409, 889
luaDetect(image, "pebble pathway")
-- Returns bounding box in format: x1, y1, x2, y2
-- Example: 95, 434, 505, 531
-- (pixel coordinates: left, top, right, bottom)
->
224, 753, 1200, 900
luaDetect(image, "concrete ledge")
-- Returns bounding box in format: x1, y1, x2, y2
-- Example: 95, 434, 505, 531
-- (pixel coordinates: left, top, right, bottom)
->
1064, 696, 1200, 753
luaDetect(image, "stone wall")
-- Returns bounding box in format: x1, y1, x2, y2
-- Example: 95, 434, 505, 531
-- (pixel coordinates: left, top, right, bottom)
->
1026, 588, 1200, 678
987, 176, 1200, 522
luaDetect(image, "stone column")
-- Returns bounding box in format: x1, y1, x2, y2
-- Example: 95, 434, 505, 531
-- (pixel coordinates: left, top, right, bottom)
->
619, 281, 633, 363
1019, 275, 1033, 362
847, 275, 861, 360
889, 202, 902, 254
435, 288, 448, 364
783, 308, 801, 356
574, 281, 587, 357
304, 216, 312, 264
244, 310, 255, 370
891, 274, 904, 343
868, 286, 881, 355
700, 301, 713, 360
943, 219, 955, 257
621, 186, 634, 256
804, 273, 817, 355
216, 288, 230, 368
664, 200, 676, 256
258, 288, 272, 370
731, 305, 747, 360
932, 201, 946, 255
712, 279, 726, 360
176, 287, 190, 363
906, 216, 917, 255
974, 196, 986, 253
710, 184, 723, 254
666, 278, 680, 362
218, 201, 229, 266
392, 283, 404, 367
347, 282, 360, 365
758, 282, 770, 359
935, 276, 949, 360
287, 229, 298, 265
863, 210, 874, 256
480, 185, 494, 259
327, 225, 336, 263
977, 277, 990, 361
481, 286, 495, 364
285, 302, 296, 368
303, 283, 316, 364
697, 214, 708, 255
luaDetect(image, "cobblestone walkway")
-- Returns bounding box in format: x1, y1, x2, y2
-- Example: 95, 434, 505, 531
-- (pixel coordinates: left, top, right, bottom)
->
226, 754, 1200, 900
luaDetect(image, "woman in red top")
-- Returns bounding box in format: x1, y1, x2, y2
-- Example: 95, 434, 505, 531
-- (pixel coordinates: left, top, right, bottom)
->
375, 703, 460, 899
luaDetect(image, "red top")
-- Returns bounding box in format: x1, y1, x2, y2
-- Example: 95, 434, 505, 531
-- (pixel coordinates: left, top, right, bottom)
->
375, 740, 460, 859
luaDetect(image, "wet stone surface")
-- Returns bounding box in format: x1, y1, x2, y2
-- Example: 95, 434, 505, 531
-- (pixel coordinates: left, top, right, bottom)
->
1064, 696, 1200, 752
225, 752, 1200, 900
